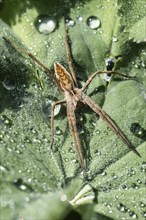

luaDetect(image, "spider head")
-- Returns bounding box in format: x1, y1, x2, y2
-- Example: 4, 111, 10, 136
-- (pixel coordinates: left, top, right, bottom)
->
54, 62, 74, 91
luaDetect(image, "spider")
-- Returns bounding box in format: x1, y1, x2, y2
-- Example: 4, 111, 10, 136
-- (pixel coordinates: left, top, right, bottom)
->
3, 20, 141, 178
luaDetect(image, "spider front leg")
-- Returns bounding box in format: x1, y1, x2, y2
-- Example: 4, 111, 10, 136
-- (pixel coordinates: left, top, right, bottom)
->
63, 19, 78, 86
3, 37, 61, 90
82, 93, 141, 157
81, 70, 137, 92
50, 100, 66, 149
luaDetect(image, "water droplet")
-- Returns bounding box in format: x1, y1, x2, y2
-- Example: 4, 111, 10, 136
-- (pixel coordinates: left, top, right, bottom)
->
2, 79, 16, 90
86, 16, 101, 30
0, 115, 12, 127
55, 126, 62, 135
72, 158, 77, 164
27, 178, 32, 183
65, 158, 69, 162
105, 74, 112, 82
127, 167, 136, 176
61, 194, 67, 202
140, 201, 145, 207
105, 58, 116, 70
77, 123, 84, 134
65, 18, 75, 27
131, 183, 139, 189
77, 16, 83, 22
0, 165, 7, 172
42, 99, 61, 118
130, 123, 146, 139
100, 171, 107, 176
35, 15, 57, 35
13, 178, 33, 191
117, 203, 128, 212
140, 162, 146, 173
129, 211, 138, 219
112, 36, 118, 42
95, 129, 100, 134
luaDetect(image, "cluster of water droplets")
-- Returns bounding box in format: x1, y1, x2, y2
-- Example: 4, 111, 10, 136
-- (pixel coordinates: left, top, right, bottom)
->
34, 14, 102, 35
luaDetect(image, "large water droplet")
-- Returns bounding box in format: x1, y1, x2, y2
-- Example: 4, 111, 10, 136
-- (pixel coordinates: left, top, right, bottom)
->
105, 58, 116, 70
86, 16, 101, 29
42, 98, 61, 118
2, 79, 16, 90
65, 18, 75, 27
130, 123, 146, 139
35, 15, 57, 35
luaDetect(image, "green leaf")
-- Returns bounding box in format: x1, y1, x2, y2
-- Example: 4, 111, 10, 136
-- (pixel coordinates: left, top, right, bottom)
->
0, 0, 146, 219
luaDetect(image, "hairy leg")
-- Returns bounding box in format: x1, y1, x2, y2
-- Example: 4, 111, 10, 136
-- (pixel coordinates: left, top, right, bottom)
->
3, 37, 61, 89
63, 19, 78, 86
82, 93, 141, 157
81, 70, 136, 92
66, 96, 87, 178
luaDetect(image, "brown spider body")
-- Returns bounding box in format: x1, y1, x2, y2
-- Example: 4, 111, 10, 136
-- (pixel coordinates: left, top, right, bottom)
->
54, 62, 85, 172
3, 20, 141, 179
53, 61, 141, 177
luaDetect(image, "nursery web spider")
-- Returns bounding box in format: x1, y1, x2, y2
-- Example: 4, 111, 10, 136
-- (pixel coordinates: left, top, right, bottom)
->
3, 21, 141, 178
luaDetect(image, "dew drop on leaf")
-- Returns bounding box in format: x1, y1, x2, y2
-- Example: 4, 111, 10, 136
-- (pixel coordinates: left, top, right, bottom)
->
65, 18, 75, 27
34, 15, 57, 35
139, 162, 146, 173
129, 211, 138, 219
139, 201, 145, 207
2, 79, 16, 90
0, 115, 12, 127
130, 122, 146, 139
117, 203, 128, 213
60, 194, 67, 202
13, 178, 32, 191
86, 16, 101, 29
0, 165, 7, 172
77, 16, 83, 21
55, 127, 62, 135
112, 36, 118, 42
41, 99, 61, 118
100, 171, 107, 176
95, 129, 100, 134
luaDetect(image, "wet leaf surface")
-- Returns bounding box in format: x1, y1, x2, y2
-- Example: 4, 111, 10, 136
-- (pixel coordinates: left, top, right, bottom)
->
0, 0, 146, 219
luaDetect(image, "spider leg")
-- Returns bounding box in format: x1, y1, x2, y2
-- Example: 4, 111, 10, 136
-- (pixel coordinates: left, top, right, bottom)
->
63, 19, 78, 86
82, 93, 141, 157
66, 97, 87, 178
3, 37, 61, 90
81, 70, 137, 92
50, 100, 66, 149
